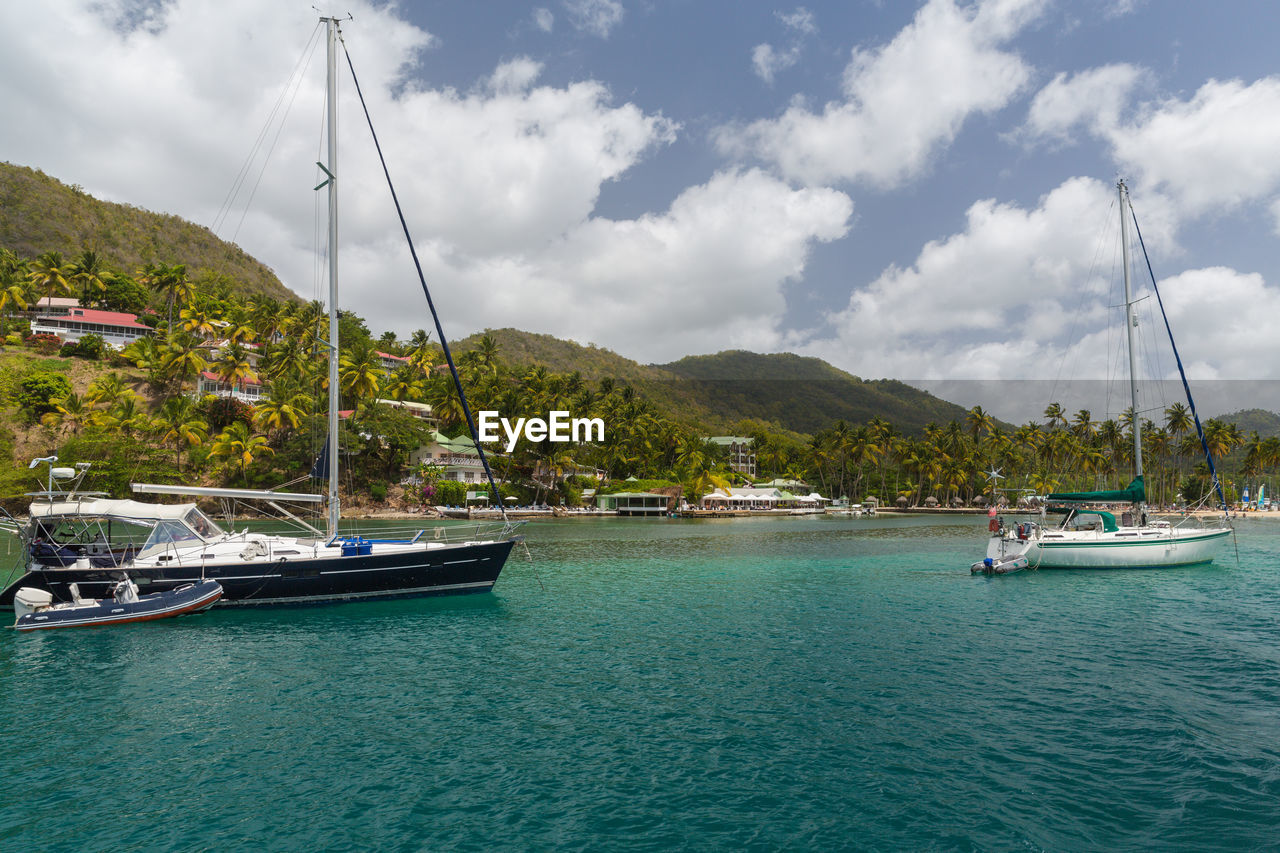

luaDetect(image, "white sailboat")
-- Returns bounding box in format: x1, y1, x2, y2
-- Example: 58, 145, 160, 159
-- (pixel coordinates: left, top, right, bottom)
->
1, 17, 521, 607
978, 181, 1231, 571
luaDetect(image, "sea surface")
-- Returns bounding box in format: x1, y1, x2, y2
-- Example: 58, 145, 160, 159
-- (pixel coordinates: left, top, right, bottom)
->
2, 513, 1279, 851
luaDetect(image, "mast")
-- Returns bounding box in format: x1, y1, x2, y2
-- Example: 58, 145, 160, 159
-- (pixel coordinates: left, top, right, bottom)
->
1118, 180, 1144, 493
323, 16, 341, 538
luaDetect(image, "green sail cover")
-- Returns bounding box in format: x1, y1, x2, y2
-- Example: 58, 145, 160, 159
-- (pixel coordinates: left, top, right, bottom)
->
1046, 476, 1145, 504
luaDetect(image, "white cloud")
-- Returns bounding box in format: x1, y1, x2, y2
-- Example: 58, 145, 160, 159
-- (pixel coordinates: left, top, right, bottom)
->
718, 0, 1048, 187
563, 0, 624, 38
800, 174, 1280, 386
1115, 77, 1280, 216
1026, 69, 1280, 218
1022, 64, 1148, 143
778, 7, 817, 35
752, 43, 801, 85
533, 8, 554, 32
353, 169, 853, 362
799, 178, 1127, 379
752, 7, 818, 84
1145, 267, 1280, 380
0, 0, 853, 364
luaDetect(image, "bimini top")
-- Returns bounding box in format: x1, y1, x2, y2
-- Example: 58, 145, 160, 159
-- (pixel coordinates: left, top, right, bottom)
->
1046, 476, 1145, 505
30, 498, 197, 521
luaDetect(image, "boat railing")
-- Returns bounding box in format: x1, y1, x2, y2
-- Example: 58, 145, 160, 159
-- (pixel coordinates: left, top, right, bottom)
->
329, 519, 525, 544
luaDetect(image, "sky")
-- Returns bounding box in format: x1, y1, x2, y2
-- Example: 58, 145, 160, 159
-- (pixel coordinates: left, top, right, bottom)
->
4, 0, 1280, 423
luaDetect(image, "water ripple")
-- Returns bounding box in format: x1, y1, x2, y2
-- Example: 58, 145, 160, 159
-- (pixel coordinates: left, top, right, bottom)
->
2, 515, 1279, 850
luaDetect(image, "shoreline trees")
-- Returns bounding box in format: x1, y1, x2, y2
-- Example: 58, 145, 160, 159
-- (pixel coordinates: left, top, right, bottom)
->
0, 244, 1274, 510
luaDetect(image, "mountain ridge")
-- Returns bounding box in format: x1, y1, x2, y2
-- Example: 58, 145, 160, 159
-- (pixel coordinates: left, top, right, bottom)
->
0, 161, 296, 302
455, 328, 974, 435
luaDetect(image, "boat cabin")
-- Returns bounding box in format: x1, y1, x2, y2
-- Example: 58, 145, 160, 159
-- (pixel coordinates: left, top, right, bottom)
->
30, 498, 224, 567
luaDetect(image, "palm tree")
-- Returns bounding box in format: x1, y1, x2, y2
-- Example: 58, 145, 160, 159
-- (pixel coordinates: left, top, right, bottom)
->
1043, 402, 1067, 432
224, 315, 256, 345
154, 397, 209, 470
1071, 409, 1095, 441
85, 372, 133, 408
248, 296, 285, 343
140, 262, 192, 328
69, 249, 108, 302
965, 406, 994, 442
253, 384, 311, 436
28, 251, 73, 310
844, 426, 881, 500
383, 365, 424, 402
475, 334, 500, 377
104, 396, 150, 438
161, 334, 209, 397
41, 392, 96, 435
210, 421, 274, 484
179, 306, 217, 339
423, 372, 465, 432
213, 341, 256, 398
0, 265, 29, 336
338, 340, 382, 410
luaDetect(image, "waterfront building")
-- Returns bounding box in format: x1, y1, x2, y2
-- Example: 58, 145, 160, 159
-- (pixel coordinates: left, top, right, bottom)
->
756, 477, 811, 492
699, 487, 829, 511
596, 492, 672, 516
709, 436, 757, 477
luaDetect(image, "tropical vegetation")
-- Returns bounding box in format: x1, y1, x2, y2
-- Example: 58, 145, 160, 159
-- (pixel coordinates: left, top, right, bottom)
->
0, 237, 1275, 514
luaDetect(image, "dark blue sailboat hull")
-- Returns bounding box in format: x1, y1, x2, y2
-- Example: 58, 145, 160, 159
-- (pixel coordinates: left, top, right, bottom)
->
1, 539, 516, 608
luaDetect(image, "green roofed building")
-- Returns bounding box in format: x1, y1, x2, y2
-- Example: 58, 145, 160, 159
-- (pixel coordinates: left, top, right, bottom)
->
596, 492, 672, 516
708, 436, 756, 477
410, 431, 493, 486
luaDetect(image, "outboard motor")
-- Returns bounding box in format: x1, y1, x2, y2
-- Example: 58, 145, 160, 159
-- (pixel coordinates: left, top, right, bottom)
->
13, 587, 53, 621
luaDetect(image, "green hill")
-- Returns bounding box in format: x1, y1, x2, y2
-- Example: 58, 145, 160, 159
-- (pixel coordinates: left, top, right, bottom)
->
1218, 408, 1280, 438
0, 161, 295, 301
455, 329, 973, 435
0, 156, 976, 440
653, 351, 973, 434
454, 328, 659, 384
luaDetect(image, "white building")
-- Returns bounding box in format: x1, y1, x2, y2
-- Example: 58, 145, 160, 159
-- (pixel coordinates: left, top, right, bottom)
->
196, 370, 263, 402
410, 430, 496, 485
709, 436, 757, 477
31, 307, 154, 349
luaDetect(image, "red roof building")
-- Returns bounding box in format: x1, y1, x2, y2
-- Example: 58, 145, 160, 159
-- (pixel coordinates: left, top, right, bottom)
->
31, 307, 154, 348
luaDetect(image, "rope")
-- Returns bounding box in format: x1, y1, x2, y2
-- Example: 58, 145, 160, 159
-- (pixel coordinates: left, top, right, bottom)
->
336, 29, 508, 524
1126, 200, 1228, 514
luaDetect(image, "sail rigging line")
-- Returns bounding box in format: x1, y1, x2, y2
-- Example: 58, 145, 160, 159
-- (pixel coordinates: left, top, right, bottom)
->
213, 21, 324, 239
1125, 197, 1229, 512
336, 34, 509, 524
1044, 194, 1119, 422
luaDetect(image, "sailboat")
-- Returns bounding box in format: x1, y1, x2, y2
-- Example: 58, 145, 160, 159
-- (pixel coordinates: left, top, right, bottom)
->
978, 181, 1232, 570
0, 17, 520, 607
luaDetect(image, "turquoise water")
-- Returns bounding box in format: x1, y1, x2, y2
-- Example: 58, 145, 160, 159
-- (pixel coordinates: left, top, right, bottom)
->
2, 514, 1279, 851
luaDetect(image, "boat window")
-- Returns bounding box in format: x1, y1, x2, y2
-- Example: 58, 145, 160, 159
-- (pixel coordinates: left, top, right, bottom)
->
146, 520, 203, 549
184, 508, 224, 540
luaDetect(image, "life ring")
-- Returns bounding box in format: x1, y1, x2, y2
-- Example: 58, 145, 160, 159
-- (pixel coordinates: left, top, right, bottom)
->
988, 517, 1000, 532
